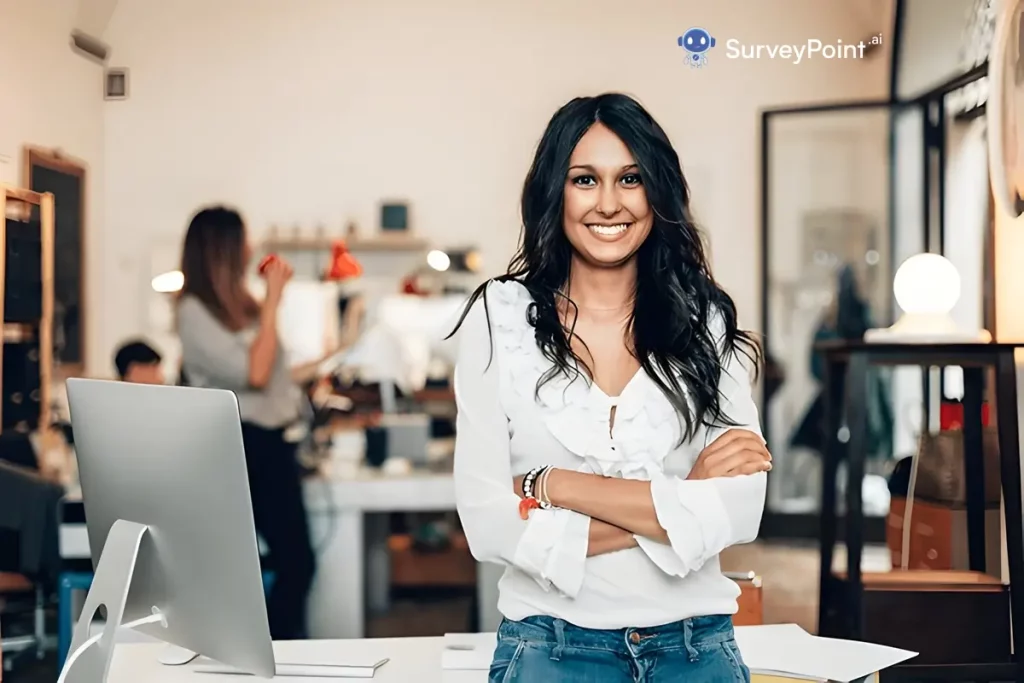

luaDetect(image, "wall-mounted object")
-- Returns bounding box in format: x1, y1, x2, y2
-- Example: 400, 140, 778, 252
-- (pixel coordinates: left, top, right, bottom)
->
151, 270, 183, 294
261, 235, 427, 254
439, 247, 482, 274
986, 0, 1024, 221
104, 67, 128, 100
426, 250, 450, 272
380, 202, 408, 232
70, 30, 109, 64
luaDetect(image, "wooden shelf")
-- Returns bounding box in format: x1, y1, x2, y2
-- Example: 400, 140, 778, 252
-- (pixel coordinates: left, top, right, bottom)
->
831, 569, 1003, 591
262, 234, 428, 253
388, 532, 476, 588
2, 323, 35, 343
1, 186, 43, 206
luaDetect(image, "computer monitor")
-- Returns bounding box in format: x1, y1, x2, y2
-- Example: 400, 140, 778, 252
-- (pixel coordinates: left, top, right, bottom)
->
63, 379, 275, 679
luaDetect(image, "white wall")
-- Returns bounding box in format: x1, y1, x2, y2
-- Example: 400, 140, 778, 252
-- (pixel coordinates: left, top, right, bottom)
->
895, 0, 975, 99
96, 0, 889, 368
0, 0, 107, 373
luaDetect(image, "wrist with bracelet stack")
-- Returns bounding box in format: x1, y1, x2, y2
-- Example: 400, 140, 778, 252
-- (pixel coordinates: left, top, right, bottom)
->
518, 465, 557, 519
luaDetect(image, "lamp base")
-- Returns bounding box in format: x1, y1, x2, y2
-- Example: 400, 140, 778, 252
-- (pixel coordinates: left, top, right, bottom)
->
864, 312, 992, 343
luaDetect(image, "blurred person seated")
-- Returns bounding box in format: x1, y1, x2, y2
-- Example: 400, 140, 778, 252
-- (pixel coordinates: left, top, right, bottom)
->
113, 339, 165, 384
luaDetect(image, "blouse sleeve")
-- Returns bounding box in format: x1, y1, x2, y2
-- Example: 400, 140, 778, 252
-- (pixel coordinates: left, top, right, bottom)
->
453, 286, 591, 599
637, 309, 767, 577
177, 297, 252, 392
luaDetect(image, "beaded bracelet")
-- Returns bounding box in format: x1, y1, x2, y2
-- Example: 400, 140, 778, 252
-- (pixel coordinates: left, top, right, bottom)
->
518, 466, 549, 519
536, 467, 554, 510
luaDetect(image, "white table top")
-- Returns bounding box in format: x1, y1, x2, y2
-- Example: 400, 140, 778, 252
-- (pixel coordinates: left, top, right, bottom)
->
107, 637, 484, 682
302, 470, 455, 513
60, 470, 456, 559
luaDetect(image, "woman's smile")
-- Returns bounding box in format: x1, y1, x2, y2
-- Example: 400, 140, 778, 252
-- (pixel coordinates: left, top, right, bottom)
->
586, 221, 633, 239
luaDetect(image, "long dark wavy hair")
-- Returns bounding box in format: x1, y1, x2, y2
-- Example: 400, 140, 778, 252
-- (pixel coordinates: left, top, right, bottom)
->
448, 93, 761, 442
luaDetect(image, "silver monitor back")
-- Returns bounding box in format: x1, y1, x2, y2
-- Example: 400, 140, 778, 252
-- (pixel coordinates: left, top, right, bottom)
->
66, 378, 274, 677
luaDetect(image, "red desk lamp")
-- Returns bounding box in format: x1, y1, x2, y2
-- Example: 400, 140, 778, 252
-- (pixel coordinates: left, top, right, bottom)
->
259, 240, 363, 282
324, 240, 363, 281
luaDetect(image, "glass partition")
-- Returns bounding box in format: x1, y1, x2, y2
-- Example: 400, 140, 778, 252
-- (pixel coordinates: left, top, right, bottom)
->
761, 104, 895, 532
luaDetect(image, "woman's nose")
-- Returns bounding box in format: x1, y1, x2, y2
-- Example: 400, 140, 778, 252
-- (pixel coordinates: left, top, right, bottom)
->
595, 187, 620, 216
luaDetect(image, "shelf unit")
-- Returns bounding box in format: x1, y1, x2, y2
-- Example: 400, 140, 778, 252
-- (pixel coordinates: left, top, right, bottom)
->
261, 234, 428, 254
0, 184, 55, 433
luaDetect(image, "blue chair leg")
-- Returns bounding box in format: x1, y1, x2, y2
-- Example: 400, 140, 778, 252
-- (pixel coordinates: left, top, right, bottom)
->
57, 574, 73, 670
57, 572, 95, 671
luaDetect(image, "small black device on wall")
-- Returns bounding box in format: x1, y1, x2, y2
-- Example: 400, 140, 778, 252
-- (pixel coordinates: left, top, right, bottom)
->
380, 202, 408, 232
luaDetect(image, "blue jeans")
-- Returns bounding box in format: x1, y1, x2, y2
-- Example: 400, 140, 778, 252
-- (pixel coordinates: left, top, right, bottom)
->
489, 614, 750, 682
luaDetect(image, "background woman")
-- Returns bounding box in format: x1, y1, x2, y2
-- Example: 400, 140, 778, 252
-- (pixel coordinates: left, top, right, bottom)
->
176, 206, 315, 640
450, 94, 771, 682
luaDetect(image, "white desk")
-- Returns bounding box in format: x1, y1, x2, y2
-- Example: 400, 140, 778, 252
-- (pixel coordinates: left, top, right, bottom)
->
304, 470, 502, 639
107, 637, 485, 683
59, 470, 502, 641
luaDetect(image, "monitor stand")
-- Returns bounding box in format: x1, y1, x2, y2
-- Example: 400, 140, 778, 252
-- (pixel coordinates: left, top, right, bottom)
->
157, 644, 199, 666
58, 519, 168, 683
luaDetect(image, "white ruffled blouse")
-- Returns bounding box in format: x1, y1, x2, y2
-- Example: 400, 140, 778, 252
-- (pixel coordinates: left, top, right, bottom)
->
453, 280, 766, 629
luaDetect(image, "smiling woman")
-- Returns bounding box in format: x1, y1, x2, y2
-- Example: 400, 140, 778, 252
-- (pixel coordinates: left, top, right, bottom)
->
563, 127, 653, 267
446, 93, 769, 682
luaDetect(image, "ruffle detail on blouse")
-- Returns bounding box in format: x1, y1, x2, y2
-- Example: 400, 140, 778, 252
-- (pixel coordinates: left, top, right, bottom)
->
485, 280, 683, 480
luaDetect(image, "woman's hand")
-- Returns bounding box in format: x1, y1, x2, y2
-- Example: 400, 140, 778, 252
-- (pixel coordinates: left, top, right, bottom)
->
263, 257, 294, 304
686, 429, 771, 480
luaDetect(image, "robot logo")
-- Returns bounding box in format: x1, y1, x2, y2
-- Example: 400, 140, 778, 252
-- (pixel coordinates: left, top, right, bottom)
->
678, 27, 716, 68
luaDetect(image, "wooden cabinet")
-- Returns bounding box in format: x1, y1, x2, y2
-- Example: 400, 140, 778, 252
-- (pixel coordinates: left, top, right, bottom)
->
0, 185, 54, 436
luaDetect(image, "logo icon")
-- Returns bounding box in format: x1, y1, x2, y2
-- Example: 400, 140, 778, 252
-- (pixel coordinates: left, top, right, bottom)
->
678, 27, 716, 68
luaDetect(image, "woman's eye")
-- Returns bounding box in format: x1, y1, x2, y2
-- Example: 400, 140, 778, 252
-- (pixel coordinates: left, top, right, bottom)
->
572, 175, 597, 187
621, 174, 642, 187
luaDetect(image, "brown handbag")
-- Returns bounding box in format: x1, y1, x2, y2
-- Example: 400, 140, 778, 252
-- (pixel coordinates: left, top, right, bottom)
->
913, 427, 1002, 507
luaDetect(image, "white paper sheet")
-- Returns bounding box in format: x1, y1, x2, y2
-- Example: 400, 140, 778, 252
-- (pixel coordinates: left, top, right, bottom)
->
735, 624, 917, 682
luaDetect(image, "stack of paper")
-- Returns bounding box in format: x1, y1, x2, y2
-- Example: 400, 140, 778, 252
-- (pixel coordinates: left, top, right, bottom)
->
442, 625, 916, 682
193, 659, 389, 679
736, 624, 916, 682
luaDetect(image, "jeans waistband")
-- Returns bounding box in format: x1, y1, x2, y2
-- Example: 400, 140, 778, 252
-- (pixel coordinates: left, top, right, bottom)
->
497, 614, 735, 657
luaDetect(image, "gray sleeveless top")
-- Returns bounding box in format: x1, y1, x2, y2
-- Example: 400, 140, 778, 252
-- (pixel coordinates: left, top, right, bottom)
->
177, 296, 302, 429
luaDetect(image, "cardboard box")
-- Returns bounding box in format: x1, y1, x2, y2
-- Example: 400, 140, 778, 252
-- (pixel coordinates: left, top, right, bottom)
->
887, 497, 1002, 574
728, 572, 763, 626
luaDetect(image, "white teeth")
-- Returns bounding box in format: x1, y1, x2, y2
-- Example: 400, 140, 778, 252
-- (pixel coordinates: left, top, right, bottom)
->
588, 223, 629, 236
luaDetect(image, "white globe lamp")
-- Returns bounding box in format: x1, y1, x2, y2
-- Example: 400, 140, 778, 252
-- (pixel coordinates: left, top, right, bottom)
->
864, 253, 991, 343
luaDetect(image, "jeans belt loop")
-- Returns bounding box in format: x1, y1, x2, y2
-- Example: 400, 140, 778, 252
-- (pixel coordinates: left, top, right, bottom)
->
682, 618, 699, 662
550, 618, 566, 661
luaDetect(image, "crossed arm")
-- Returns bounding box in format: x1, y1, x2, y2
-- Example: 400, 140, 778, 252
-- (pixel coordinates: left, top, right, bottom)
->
514, 429, 772, 555
453, 291, 769, 598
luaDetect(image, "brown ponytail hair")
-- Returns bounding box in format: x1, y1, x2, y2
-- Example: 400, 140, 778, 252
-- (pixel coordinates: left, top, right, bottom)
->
178, 206, 260, 330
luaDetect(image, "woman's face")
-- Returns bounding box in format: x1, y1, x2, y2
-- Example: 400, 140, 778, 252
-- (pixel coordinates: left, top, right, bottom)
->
562, 123, 653, 268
